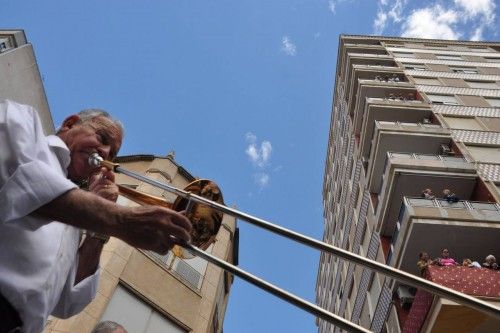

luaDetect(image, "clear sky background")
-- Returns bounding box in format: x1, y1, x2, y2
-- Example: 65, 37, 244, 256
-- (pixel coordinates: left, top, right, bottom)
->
2, 1, 498, 332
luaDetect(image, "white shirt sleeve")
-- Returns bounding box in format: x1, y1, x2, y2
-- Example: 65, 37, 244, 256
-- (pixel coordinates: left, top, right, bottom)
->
0, 100, 77, 227
50, 256, 100, 318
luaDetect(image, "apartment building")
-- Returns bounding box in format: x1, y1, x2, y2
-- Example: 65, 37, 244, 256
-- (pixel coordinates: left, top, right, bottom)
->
316, 35, 500, 333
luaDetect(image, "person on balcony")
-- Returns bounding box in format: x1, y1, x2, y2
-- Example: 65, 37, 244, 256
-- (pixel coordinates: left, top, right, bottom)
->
421, 188, 435, 200
462, 258, 481, 268
417, 252, 436, 276
436, 248, 459, 266
442, 189, 459, 203
482, 255, 499, 270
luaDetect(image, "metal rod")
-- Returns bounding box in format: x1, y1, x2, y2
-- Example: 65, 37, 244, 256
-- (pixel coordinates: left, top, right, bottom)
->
90, 155, 500, 319
179, 241, 371, 333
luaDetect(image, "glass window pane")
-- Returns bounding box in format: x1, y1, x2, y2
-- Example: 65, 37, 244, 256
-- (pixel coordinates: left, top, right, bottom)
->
436, 54, 462, 60
427, 94, 459, 105
485, 98, 500, 107
413, 77, 441, 85
443, 116, 484, 130
466, 81, 500, 89
466, 145, 500, 163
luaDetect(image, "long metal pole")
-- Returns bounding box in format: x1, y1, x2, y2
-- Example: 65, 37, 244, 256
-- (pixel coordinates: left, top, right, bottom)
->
179, 241, 371, 333
91, 155, 500, 320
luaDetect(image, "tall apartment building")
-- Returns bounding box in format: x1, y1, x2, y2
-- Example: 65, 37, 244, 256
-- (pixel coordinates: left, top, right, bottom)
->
316, 35, 500, 333
0, 29, 237, 333
46, 154, 238, 333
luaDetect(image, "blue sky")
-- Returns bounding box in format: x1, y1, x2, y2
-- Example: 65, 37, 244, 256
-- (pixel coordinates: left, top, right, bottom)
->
2, 1, 499, 332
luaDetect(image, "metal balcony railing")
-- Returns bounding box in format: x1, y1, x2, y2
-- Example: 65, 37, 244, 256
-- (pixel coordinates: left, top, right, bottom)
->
387, 197, 500, 264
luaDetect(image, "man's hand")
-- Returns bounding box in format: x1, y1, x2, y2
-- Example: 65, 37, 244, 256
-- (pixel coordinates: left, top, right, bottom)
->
88, 167, 118, 202
114, 205, 192, 255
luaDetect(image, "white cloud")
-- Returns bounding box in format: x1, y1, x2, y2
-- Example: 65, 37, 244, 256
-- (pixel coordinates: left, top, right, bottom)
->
245, 132, 257, 144
454, 0, 495, 22
244, 133, 274, 189
401, 5, 461, 40
245, 140, 272, 168
281, 36, 297, 56
328, 0, 336, 13
373, 0, 496, 41
373, 11, 388, 35
387, 0, 404, 22
255, 173, 270, 188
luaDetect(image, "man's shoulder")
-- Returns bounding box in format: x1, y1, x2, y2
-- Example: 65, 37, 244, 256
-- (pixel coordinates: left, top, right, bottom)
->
0, 99, 39, 122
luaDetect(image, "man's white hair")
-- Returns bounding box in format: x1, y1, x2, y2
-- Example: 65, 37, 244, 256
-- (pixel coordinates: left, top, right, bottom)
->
92, 320, 126, 333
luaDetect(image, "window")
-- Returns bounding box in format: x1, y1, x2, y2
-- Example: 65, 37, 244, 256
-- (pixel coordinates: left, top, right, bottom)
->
485, 98, 500, 107
466, 145, 500, 164
404, 64, 427, 71
392, 52, 415, 58
451, 67, 479, 74
485, 57, 500, 64
436, 54, 462, 60
466, 81, 500, 89
413, 77, 441, 86
443, 116, 484, 130
101, 285, 187, 333
479, 117, 500, 131
0, 38, 7, 53
426, 94, 460, 105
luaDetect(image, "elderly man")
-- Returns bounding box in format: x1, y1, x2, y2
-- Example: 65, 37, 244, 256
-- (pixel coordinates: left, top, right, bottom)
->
0, 100, 192, 333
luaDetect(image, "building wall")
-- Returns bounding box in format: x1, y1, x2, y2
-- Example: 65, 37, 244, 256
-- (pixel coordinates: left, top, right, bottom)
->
317, 36, 500, 333
0, 30, 53, 134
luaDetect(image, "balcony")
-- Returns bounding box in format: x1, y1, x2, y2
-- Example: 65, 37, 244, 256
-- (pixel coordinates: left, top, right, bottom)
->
376, 152, 476, 236
366, 121, 451, 193
343, 53, 397, 101
402, 266, 500, 333
348, 78, 416, 119
358, 99, 431, 161
345, 65, 406, 109
387, 197, 500, 276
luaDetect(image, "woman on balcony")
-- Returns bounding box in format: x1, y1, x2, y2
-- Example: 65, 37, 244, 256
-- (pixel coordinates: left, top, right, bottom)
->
436, 248, 459, 266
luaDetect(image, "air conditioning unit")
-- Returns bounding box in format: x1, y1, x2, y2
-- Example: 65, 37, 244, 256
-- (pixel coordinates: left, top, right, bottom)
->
397, 285, 415, 309
440, 144, 455, 156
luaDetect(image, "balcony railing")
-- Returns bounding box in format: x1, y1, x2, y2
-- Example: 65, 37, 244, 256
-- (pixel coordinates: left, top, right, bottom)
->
377, 121, 441, 129
386, 197, 500, 264
387, 152, 467, 163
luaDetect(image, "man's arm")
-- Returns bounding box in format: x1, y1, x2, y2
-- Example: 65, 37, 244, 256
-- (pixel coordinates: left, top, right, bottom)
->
35, 185, 192, 255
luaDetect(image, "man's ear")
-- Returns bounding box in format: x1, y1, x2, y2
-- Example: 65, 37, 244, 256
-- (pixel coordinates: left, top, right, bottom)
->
59, 115, 81, 133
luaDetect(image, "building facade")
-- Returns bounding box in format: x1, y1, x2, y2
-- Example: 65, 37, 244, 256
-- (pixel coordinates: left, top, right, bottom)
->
0, 29, 54, 134
316, 35, 500, 333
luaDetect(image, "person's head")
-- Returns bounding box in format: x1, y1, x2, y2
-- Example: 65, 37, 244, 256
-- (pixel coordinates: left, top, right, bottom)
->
92, 321, 127, 333
443, 189, 451, 196
462, 258, 472, 266
419, 252, 429, 261
57, 109, 123, 182
485, 255, 496, 264
441, 248, 450, 258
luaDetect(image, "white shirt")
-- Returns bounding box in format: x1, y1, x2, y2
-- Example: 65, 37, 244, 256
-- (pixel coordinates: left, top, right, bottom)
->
0, 100, 99, 332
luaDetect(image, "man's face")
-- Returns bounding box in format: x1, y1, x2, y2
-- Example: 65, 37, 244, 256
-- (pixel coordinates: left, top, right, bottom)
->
58, 115, 123, 182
